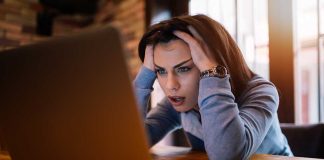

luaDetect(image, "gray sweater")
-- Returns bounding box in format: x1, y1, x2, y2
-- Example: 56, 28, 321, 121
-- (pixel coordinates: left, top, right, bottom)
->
134, 66, 293, 160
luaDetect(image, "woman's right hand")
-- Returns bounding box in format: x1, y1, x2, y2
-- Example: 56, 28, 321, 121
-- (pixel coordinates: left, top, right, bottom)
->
143, 45, 155, 72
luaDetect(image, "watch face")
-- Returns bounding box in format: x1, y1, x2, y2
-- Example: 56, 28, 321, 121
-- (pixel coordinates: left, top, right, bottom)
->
200, 65, 228, 79
215, 65, 227, 78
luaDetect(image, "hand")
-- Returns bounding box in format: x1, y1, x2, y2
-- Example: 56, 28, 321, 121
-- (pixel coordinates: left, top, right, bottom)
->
143, 45, 155, 71
173, 26, 217, 72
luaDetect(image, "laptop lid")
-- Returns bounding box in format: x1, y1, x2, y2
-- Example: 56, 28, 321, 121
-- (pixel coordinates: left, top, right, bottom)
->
0, 26, 150, 160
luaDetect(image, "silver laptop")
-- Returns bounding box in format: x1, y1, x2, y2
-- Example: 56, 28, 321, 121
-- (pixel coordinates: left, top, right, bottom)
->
0, 26, 151, 160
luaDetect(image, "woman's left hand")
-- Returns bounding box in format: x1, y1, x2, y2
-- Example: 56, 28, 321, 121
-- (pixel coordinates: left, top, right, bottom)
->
173, 26, 217, 72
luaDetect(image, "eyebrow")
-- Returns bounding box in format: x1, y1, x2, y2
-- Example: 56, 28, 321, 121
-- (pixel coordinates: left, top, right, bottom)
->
155, 58, 193, 69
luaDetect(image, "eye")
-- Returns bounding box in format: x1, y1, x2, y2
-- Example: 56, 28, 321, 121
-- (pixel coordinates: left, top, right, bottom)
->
155, 68, 167, 75
176, 67, 191, 73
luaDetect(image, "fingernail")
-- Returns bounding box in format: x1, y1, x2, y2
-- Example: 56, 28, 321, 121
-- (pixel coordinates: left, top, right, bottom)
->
187, 25, 196, 34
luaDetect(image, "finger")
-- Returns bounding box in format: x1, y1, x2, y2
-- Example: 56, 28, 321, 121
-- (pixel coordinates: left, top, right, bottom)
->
187, 26, 209, 51
174, 30, 213, 59
145, 45, 154, 56
173, 31, 203, 56
143, 45, 155, 71
174, 31, 217, 71
173, 30, 201, 48
187, 26, 214, 60
173, 30, 207, 61
187, 25, 204, 43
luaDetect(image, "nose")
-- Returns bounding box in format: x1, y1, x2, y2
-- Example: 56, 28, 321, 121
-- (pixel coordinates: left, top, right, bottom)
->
165, 73, 180, 92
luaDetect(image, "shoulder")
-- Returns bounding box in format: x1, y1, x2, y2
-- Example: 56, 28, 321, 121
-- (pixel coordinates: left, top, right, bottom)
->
238, 75, 279, 111
245, 75, 278, 96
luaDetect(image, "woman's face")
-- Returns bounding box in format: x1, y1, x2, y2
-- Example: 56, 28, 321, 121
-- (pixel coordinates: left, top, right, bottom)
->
153, 39, 200, 112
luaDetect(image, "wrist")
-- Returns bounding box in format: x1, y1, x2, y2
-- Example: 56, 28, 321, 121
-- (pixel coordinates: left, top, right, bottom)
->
198, 62, 217, 72
200, 65, 228, 79
143, 63, 155, 72
134, 66, 156, 89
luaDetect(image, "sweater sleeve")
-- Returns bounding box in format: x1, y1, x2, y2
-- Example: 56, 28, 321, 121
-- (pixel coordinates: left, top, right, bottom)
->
133, 66, 156, 118
133, 66, 181, 146
198, 76, 279, 160
145, 98, 181, 146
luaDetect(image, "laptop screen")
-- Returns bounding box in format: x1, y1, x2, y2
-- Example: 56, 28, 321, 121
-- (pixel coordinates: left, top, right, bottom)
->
0, 25, 151, 160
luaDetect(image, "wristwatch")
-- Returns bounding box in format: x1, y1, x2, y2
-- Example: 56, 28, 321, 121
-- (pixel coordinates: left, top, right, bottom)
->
200, 65, 228, 79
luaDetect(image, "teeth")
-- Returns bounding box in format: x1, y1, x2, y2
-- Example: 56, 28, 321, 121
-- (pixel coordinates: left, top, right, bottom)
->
172, 97, 183, 102
169, 96, 184, 103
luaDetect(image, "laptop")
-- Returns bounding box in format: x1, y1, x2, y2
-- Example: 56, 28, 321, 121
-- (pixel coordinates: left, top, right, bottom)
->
0, 26, 151, 160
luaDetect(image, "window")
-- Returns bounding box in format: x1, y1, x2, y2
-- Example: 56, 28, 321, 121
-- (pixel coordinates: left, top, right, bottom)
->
189, 0, 236, 38
189, 0, 269, 79
295, 0, 324, 124
190, 0, 324, 123
319, 0, 324, 122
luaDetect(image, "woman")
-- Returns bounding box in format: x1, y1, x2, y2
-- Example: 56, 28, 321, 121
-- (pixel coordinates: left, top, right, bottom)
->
133, 14, 292, 160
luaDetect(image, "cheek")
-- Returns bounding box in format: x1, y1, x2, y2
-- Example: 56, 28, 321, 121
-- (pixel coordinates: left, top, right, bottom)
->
183, 72, 200, 96
182, 75, 200, 94
175, 72, 200, 94
156, 77, 168, 91
181, 70, 200, 86
180, 77, 198, 87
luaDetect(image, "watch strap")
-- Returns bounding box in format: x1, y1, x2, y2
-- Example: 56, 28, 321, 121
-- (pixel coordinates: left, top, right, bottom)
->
200, 65, 228, 79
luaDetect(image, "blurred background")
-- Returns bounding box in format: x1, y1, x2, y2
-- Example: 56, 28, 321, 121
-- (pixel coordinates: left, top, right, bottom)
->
0, 0, 323, 149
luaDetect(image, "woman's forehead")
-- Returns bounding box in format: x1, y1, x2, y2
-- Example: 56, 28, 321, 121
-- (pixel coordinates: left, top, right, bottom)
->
153, 40, 192, 67
154, 40, 190, 55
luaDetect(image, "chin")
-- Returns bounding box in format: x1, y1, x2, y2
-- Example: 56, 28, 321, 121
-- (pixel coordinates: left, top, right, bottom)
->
173, 105, 193, 112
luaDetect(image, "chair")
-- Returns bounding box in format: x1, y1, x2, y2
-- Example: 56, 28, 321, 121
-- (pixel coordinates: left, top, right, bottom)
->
280, 123, 324, 158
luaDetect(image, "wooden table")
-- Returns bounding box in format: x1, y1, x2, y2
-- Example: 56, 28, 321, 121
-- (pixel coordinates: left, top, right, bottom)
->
151, 145, 207, 160
0, 152, 10, 160
251, 154, 322, 160
0, 146, 322, 160
151, 145, 323, 160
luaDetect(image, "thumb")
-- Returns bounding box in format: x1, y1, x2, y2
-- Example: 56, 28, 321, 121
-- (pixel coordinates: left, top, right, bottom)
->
143, 45, 155, 71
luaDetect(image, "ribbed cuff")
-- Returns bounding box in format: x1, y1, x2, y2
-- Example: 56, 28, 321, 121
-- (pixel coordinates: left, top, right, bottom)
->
198, 75, 234, 107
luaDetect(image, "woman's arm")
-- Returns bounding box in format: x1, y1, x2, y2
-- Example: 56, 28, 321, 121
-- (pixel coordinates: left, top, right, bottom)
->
145, 98, 181, 146
133, 66, 181, 146
174, 28, 279, 159
133, 66, 156, 118
198, 76, 279, 160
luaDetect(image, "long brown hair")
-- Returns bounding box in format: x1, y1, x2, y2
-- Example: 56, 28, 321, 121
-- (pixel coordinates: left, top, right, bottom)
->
138, 14, 254, 99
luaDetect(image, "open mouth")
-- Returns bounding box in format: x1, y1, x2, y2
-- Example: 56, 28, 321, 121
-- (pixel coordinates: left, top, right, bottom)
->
168, 96, 185, 106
